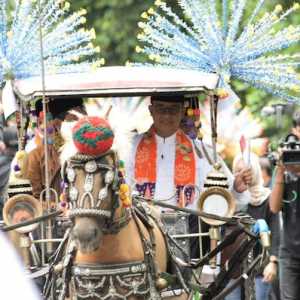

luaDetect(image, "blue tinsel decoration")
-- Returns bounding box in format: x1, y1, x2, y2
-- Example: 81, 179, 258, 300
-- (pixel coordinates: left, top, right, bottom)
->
0, 0, 104, 86
137, 0, 300, 103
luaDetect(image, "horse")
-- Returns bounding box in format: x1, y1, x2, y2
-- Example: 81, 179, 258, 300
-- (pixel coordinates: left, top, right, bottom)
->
60, 143, 189, 299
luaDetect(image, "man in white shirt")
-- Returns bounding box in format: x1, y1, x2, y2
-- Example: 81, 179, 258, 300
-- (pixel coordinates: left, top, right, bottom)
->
125, 95, 251, 258
126, 95, 251, 209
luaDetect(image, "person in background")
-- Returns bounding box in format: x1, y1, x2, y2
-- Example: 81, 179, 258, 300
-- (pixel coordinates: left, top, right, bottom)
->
259, 156, 281, 300
260, 156, 272, 188
269, 111, 300, 300
225, 153, 280, 300
0, 112, 18, 218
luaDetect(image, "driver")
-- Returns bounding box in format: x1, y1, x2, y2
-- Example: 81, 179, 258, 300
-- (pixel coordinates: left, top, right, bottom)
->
125, 94, 252, 258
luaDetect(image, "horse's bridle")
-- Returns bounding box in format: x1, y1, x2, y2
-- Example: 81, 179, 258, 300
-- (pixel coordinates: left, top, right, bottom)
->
62, 152, 121, 223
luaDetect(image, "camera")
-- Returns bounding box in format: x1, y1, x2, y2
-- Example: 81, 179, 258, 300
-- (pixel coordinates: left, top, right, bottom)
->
280, 134, 300, 165
268, 134, 300, 166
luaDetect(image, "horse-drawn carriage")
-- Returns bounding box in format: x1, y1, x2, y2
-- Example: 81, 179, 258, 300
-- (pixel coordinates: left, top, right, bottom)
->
1, 66, 270, 300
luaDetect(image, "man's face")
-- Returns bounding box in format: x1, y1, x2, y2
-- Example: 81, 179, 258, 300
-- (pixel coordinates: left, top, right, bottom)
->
149, 100, 184, 137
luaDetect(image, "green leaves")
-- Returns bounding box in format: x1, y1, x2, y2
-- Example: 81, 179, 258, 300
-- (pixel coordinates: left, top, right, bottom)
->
70, 0, 176, 65
68, 0, 299, 142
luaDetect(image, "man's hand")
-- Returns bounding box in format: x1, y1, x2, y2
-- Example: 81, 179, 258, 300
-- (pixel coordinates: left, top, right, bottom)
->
233, 167, 252, 193
263, 261, 277, 283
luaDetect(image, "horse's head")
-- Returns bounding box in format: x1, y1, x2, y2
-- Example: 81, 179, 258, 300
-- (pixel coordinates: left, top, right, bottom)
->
63, 150, 122, 253
61, 116, 130, 253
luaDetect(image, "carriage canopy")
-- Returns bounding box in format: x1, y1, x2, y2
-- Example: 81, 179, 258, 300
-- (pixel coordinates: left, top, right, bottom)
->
13, 66, 220, 101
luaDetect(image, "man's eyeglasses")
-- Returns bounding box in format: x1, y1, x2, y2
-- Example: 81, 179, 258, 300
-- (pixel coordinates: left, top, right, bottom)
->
152, 105, 182, 115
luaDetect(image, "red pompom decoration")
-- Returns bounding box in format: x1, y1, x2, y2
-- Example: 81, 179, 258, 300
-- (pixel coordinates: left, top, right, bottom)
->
72, 117, 114, 156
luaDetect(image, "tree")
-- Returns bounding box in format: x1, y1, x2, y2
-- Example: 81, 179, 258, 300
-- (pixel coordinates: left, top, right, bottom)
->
70, 0, 299, 140
70, 0, 177, 65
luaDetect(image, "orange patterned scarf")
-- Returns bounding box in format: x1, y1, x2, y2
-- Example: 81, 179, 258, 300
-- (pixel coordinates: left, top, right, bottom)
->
134, 127, 196, 206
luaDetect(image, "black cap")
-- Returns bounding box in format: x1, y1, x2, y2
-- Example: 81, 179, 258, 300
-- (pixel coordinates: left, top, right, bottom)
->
35, 97, 84, 120
150, 94, 187, 103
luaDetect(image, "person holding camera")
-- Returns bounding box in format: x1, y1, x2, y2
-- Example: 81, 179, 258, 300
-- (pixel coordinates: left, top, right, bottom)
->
269, 112, 300, 300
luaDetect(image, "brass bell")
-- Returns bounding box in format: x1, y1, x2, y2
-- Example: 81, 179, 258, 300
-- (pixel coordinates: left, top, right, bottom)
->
155, 277, 169, 290
203, 163, 229, 189
53, 263, 64, 274
198, 164, 236, 226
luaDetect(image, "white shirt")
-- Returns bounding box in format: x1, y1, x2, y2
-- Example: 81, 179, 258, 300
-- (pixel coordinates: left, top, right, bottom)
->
125, 131, 249, 211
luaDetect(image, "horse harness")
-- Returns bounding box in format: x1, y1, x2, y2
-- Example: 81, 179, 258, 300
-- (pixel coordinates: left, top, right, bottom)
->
60, 152, 165, 299
63, 153, 120, 222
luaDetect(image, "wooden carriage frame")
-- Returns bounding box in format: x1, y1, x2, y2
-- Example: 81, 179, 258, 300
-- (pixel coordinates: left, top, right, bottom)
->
1, 66, 262, 299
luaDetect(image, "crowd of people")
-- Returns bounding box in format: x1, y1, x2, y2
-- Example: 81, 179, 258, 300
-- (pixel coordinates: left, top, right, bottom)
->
0, 95, 299, 300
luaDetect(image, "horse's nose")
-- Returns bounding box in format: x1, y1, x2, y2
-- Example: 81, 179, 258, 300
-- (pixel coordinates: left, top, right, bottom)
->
72, 218, 100, 243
